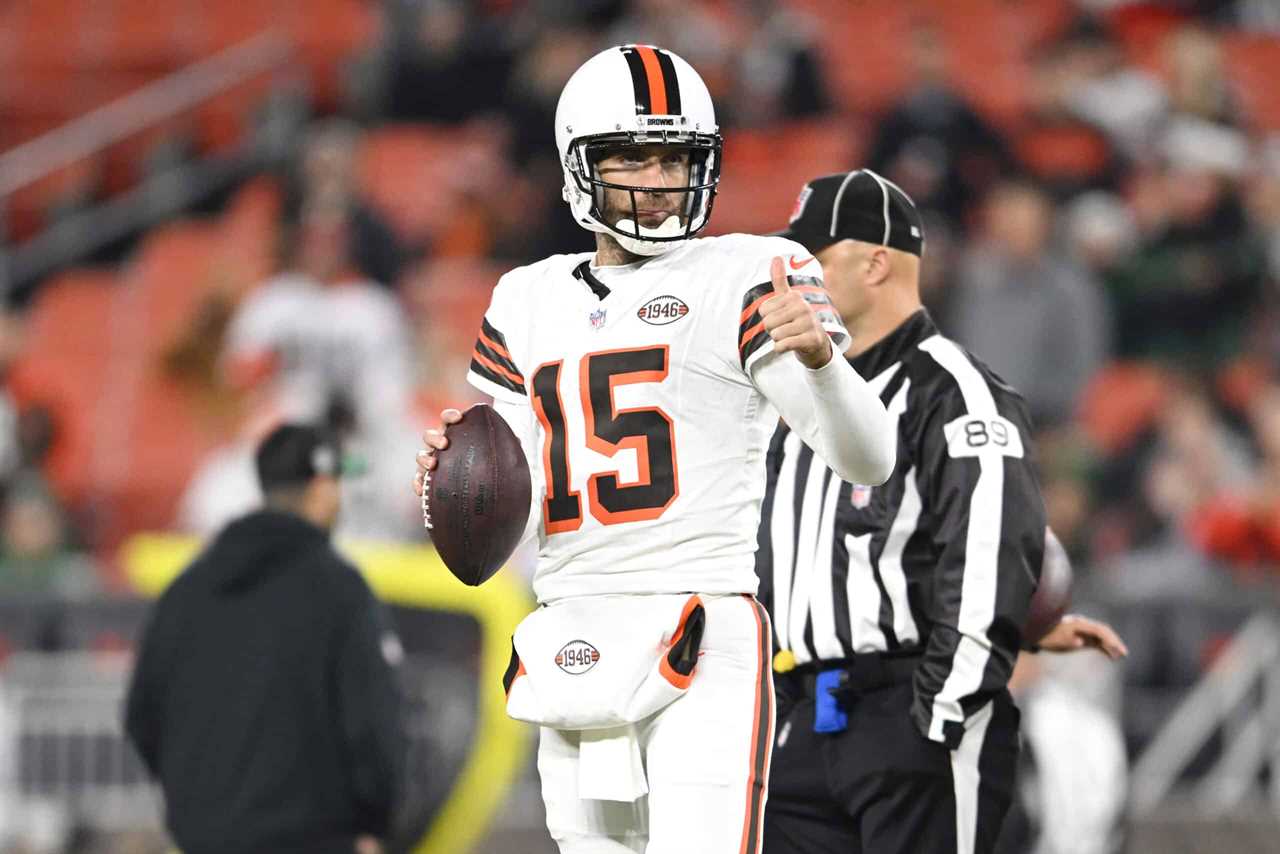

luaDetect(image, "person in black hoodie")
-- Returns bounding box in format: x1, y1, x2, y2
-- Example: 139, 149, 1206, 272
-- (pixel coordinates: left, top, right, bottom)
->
125, 424, 406, 854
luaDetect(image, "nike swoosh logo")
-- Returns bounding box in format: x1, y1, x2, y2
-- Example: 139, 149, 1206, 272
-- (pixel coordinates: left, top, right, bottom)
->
788, 255, 813, 271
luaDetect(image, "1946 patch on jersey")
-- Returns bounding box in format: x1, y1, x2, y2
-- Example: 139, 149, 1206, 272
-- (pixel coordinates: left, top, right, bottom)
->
637, 295, 690, 326
555, 640, 601, 674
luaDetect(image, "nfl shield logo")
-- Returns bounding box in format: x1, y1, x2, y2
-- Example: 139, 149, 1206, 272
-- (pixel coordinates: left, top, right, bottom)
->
850, 485, 873, 509
589, 308, 607, 330
789, 185, 813, 223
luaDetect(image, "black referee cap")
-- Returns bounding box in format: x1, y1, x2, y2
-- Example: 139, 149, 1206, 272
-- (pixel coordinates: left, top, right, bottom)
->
773, 169, 925, 257
255, 424, 346, 493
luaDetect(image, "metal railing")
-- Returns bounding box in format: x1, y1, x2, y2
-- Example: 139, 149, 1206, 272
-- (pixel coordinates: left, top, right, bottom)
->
1130, 612, 1280, 817
0, 650, 476, 850
0, 31, 291, 200
0, 30, 301, 295
0, 652, 160, 843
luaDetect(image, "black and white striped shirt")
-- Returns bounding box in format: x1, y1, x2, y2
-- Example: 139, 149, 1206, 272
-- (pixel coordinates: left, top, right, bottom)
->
756, 310, 1046, 748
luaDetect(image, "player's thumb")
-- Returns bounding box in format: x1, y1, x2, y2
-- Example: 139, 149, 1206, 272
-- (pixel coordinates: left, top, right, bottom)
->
770, 257, 790, 294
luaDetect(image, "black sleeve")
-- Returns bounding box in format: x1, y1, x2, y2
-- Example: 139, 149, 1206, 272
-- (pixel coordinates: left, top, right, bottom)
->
124, 592, 174, 777
909, 374, 1045, 748
335, 578, 408, 837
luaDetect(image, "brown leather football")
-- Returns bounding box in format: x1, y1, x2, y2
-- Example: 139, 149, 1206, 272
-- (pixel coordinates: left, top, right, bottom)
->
422, 403, 531, 586
1025, 527, 1073, 644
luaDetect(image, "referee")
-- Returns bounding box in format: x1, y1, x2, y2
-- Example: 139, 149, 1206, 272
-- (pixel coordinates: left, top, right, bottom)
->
759, 171, 1044, 854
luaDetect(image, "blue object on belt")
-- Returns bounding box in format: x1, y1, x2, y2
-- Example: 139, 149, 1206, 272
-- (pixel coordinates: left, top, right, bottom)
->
813, 669, 848, 733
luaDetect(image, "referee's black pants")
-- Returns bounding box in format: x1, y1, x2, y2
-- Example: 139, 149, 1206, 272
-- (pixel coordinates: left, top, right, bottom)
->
763, 662, 1020, 854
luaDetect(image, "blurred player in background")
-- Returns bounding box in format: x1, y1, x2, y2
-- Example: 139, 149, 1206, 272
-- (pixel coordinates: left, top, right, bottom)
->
756, 172, 1127, 854
415, 45, 895, 854
127, 425, 406, 854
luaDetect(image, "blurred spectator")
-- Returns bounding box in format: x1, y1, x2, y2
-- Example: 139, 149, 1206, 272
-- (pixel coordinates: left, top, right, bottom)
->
608, 0, 731, 98
176, 397, 278, 538
1063, 191, 1141, 279
866, 24, 1013, 224
284, 120, 406, 286
1188, 383, 1280, 571
720, 0, 831, 127
0, 308, 62, 488
223, 197, 416, 431
997, 651, 1128, 854
499, 27, 599, 257
1057, 16, 1169, 158
373, 0, 521, 123
1163, 23, 1240, 128
0, 473, 98, 599
947, 180, 1112, 427
1095, 376, 1254, 569
1037, 429, 1100, 563
1018, 29, 1124, 198
1244, 137, 1280, 281
1105, 124, 1265, 366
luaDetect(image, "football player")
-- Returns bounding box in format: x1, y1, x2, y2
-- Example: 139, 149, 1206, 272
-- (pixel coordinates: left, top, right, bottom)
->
414, 46, 895, 854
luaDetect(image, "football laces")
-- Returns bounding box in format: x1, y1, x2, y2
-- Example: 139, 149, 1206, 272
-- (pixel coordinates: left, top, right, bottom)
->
421, 470, 433, 530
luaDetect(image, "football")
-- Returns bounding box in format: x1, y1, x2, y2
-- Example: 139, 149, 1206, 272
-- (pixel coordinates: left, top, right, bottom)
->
423, 403, 532, 586
1025, 527, 1073, 645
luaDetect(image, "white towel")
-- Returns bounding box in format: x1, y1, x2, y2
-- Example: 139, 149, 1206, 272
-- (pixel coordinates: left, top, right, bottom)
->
506, 593, 704, 730
578, 724, 649, 802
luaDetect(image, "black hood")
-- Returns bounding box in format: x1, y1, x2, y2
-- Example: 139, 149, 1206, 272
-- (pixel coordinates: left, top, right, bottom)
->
196, 510, 331, 592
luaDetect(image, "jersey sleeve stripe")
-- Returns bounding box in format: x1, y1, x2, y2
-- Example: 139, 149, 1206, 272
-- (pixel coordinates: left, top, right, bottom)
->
739, 319, 767, 352
739, 277, 828, 329
480, 317, 515, 354
739, 282, 775, 327
474, 338, 524, 382
740, 329, 772, 367
470, 355, 526, 395
477, 328, 515, 363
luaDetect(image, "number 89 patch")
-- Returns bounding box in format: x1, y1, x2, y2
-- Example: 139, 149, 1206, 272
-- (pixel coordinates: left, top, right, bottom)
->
942, 414, 1025, 459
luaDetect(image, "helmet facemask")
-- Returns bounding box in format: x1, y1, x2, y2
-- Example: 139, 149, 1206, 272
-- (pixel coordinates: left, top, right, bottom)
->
563, 130, 722, 256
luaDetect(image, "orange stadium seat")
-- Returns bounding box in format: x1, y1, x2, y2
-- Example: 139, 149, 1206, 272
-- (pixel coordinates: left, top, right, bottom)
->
357, 125, 506, 247
1105, 2, 1189, 73
793, 0, 914, 115
711, 118, 864, 236
291, 0, 379, 108
402, 258, 507, 413
104, 378, 216, 551
403, 257, 505, 344
202, 4, 279, 53
788, 0, 1072, 127
6, 0, 87, 72
1223, 33, 1280, 131
98, 0, 191, 71
1077, 361, 1168, 455
214, 177, 283, 295
21, 270, 120, 507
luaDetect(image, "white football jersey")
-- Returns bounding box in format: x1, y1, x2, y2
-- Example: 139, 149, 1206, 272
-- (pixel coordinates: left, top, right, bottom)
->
467, 234, 848, 603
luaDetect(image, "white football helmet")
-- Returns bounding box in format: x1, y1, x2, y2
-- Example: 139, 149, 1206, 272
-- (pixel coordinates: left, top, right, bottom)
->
555, 45, 723, 256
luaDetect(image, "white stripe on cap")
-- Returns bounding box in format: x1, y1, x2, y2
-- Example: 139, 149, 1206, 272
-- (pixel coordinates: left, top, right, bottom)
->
870, 170, 925, 246
864, 169, 893, 246
829, 170, 862, 238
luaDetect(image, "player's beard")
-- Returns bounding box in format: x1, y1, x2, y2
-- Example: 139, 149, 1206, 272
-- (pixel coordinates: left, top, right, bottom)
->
600, 188, 686, 233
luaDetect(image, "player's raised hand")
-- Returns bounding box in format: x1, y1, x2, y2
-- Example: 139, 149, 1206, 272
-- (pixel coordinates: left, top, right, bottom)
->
414, 408, 463, 496
759, 256, 833, 370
